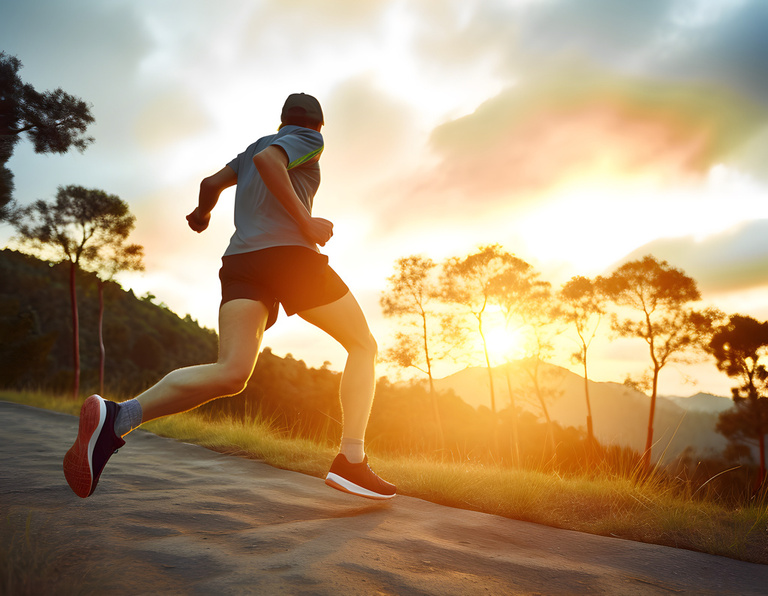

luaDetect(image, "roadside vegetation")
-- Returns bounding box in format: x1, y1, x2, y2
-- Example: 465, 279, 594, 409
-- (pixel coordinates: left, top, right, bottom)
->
3, 389, 768, 566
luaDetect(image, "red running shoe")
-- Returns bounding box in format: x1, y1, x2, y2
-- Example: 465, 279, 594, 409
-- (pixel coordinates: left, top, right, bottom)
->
63, 395, 125, 498
325, 454, 396, 500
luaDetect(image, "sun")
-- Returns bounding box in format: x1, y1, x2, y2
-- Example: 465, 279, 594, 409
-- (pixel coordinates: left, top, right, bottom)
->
482, 326, 525, 364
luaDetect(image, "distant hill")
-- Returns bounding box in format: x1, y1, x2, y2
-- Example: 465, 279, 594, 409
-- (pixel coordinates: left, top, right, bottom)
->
667, 392, 734, 414
0, 249, 218, 395
432, 362, 733, 461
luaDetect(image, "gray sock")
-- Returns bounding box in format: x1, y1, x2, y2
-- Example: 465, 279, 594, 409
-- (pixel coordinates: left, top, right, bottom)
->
114, 399, 143, 437
340, 438, 365, 464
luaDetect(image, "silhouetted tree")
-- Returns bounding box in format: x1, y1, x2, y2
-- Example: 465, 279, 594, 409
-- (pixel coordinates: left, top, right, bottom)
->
515, 302, 562, 465
489, 256, 551, 465
14, 186, 137, 398
89, 241, 144, 395
0, 52, 94, 221
603, 255, 721, 472
709, 314, 768, 490
442, 245, 525, 415
381, 255, 459, 452
557, 275, 606, 458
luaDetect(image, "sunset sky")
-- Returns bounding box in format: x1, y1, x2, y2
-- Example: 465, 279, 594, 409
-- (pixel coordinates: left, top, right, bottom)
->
3, 0, 768, 399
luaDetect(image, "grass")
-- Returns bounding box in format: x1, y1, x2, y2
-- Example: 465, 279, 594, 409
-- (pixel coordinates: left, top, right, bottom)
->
3, 390, 768, 567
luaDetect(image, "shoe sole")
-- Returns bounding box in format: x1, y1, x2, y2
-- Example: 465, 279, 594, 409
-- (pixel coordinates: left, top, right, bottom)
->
325, 472, 396, 500
63, 395, 106, 498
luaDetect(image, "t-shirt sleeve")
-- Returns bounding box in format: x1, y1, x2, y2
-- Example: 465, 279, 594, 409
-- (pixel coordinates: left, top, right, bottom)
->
272, 128, 324, 170
226, 139, 263, 175
226, 154, 241, 175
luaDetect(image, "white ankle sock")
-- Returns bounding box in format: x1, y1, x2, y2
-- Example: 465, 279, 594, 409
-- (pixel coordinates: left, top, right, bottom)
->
340, 438, 365, 464
114, 399, 143, 437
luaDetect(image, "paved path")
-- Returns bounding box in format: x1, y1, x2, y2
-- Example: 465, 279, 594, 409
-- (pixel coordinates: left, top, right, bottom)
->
2, 400, 767, 595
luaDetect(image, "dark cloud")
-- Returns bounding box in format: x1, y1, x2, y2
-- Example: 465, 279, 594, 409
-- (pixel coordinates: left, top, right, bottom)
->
612, 220, 768, 294
506, 0, 768, 109
665, 1, 768, 106
513, 0, 673, 66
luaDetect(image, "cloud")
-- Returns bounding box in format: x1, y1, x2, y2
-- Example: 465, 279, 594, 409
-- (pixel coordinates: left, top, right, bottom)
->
512, 0, 673, 64
259, 0, 390, 26
614, 219, 768, 294
664, 1, 768, 105
134, 89, 214, 150
403, 0, 768, 186
506, 0, 768, 110
425, 62, 764, 195
322, 75, 415, 185
238, 0, 390, 62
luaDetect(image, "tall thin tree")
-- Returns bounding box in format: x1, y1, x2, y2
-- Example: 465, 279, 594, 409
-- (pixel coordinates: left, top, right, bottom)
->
603, 255, 720, 472
381, 255, 451, 453
489, 257, 551, 465
557, 275, 606, 461
514, 292, 561, 465
441, 245, 525, 415
14, 185, 137, 398
89, 242, 144, 395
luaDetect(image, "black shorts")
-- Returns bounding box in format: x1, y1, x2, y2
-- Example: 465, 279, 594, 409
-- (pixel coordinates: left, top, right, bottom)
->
219, 246, 349, 330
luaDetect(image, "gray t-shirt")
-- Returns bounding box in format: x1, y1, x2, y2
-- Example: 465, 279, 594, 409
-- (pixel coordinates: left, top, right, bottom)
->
223, 125, 323, 256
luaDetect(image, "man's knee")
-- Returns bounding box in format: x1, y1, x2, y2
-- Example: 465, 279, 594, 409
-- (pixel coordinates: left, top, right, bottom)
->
359, 331, 378, 359
220, 377, 249, 397
216, 363, 253, 396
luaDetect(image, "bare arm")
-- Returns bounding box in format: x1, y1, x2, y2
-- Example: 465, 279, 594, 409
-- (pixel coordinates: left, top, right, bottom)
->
252, 145, 333, 246
186, 166, 237, 233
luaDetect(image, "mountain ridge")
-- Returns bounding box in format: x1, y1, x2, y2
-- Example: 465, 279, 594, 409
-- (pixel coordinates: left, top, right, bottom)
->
431, 362, 733, 461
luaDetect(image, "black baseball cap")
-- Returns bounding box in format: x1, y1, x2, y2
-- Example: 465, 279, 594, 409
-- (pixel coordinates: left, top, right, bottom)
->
281, 93, 324, 125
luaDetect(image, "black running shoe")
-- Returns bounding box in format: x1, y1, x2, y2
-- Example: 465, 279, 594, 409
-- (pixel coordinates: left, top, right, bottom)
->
325, 454, 396, 500
63, 395, 125, 498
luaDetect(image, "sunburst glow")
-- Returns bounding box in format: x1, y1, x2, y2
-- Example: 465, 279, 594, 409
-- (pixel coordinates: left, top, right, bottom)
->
482, 325, 525, 365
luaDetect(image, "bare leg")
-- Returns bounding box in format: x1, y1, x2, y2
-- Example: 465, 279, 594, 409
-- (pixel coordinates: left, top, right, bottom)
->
304, 292, 396, 499
298, 292, 377, 443
137, 299, 269, 422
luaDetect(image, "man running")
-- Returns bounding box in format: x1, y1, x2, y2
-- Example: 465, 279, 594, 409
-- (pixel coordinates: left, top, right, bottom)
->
63, 93, 395, 501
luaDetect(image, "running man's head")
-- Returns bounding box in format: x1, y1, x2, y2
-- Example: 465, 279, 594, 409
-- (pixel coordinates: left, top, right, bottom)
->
280, 93, 324, 131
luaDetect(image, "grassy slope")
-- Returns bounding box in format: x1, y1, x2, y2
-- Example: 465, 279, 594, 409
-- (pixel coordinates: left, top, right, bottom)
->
3, 390, 767, 565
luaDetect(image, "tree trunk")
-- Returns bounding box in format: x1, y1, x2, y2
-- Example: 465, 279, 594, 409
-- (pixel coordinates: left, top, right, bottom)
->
427, 374, 445, 457
583, 357, 595, 467
69, 260, 80, 400
505, 365, 520, 467
98, 279, 106, 396
479, 319, 496, 414
757, 433, 766, 494
423, 314, 445, 455
642, 367, 660, 473
478, 316, 500, 458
